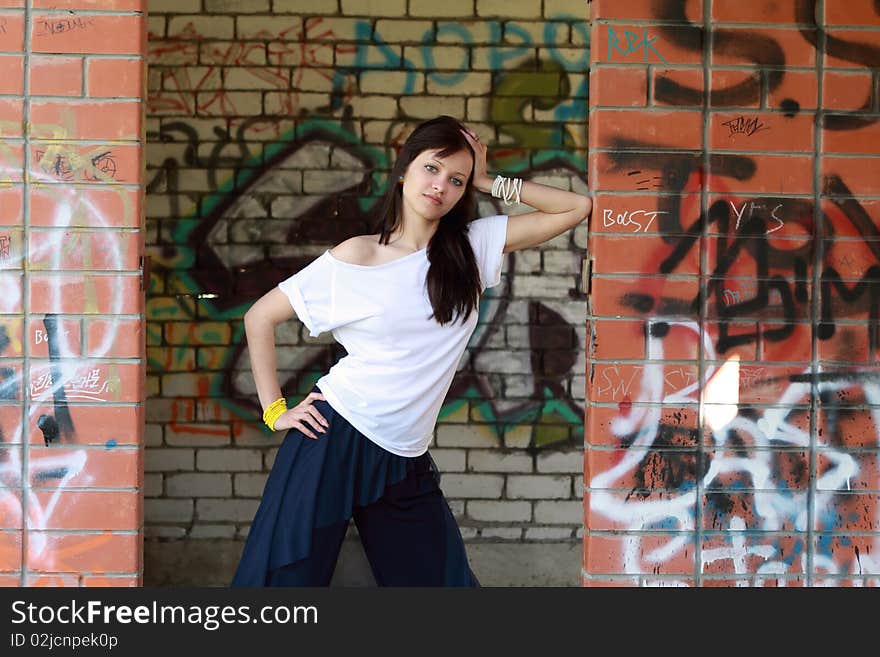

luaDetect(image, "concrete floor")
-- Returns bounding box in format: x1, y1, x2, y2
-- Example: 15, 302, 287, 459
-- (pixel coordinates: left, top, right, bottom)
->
144, 538, 582, 587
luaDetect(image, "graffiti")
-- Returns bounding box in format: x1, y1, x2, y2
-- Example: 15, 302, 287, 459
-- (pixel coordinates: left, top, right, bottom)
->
34, 15, 93, 38
721, 116, 770, 138
729, 201, 783, 233
589, 0, 880, 583
602, 209, 667, 233
607, 26, 667, 64
146, 11, 592, 449
590, 320, 879, 585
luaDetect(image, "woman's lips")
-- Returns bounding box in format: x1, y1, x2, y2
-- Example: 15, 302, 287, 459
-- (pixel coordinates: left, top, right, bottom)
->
424, 194, 442, 205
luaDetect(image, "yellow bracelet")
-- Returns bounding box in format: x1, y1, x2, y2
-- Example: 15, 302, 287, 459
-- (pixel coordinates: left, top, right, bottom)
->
262, 397, 288, 431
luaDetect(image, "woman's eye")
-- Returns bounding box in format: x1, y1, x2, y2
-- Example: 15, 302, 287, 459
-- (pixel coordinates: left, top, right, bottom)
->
425, 164, 437, 172
451, 178, 463, 187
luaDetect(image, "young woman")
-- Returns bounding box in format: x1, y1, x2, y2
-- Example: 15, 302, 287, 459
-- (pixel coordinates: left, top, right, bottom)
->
231, 115, 592, 587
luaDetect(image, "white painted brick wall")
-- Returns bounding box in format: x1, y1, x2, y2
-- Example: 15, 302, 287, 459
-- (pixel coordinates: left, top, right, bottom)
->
507, 475, 571, 499
144, 3, 589, 547
468, 500, 532, 522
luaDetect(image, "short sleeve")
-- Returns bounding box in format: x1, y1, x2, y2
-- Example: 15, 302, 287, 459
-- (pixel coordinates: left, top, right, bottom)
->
277, 251, 339, 337
467, 214, 508, 290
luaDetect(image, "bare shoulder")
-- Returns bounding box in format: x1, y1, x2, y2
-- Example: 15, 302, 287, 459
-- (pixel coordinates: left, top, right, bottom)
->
329, 235, 379, 266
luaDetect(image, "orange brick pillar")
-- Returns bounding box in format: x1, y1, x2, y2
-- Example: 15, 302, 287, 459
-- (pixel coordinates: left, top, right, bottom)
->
585, 0, 880, 586
0, 1, 147, 586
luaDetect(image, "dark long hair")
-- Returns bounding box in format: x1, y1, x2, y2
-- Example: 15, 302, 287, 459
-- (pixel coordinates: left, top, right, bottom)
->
373, 115, 482, 326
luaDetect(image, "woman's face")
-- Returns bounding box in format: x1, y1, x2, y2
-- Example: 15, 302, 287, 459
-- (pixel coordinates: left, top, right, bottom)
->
400, 147, 473, 222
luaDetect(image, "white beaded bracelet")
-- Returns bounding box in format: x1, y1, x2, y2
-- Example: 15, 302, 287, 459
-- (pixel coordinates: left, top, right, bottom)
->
491, 174, 523, 206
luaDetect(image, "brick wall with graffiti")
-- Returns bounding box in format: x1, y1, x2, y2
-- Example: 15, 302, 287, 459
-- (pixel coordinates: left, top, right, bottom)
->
0, 1, 147, 586
144, 0, 591, 563
586, 0, 880, 585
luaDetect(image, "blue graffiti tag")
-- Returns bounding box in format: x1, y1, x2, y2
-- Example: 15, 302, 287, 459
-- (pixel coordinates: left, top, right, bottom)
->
608, 26, 667, 64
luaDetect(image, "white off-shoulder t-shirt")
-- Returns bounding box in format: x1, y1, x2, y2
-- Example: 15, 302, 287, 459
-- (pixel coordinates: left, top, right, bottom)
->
278, 214, 508, 456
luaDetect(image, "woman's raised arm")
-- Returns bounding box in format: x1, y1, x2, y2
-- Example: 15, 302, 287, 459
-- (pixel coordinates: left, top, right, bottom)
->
461, 129, 592, 254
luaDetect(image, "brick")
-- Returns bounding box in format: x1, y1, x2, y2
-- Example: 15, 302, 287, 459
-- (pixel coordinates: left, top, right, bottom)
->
33, 0, 144, 7
82, 576, 139, 587
428, 448, 465, 472
148, 0, 201, 10
822, 156, 880, 197
29, 55, 83, 96
400, 95, 465, 118
481, 527, 522, 539
196, 498, 259, 522
467, 500, 532, 522
206, 0, 269, 11
29, 446, 139, 489
478, 0, 540, 19
190, 525, 236, 538
0, 186, 23, 226
29, 100, 141, 141
196, 448, 262, 471
0, 100, 24, 139
468, 450, 533, 472
360, 70, 424, 94
144, 472, 162, 497
29, 361, 141, 404
589, 109, 702, 150
234, 472, 268, 497
0, 54, 23, 95
165, 422, 231, 447
534, 500, 582, 524
32, 490, 139, 530
341, 0, 406, 16
536, 449, 583, 473
274, 0, 337, 11
236, 16, 301, 40
166, 472, 231, 497
28, 229, 140, 271
824, 30, 880, 68
591, 0, 701, 21
440, 473, 504, 498
28, 533, 139, 573
766, 70, 817, 112
825, 0, 880, 26
823, 121, 880, 156
507, 474, 571, 499
0, 13, 24, 51
374, 20, 433, 43
144, 498, 193, 523
823, 70, 874, 111
544, 0, 588, 18
30, 273, 143, 314
145, 448, 194, 472
709, 112, 814, 153
168, 16, 234, 40
525, 527, 574, 540
87, 57, 144, 98
409, 0, 476, 18
32, 14, 146, 56
712, 2, 806, 23
591, 66, 647, 107
708, 69, 760, 109
592, 24, 702, 66
436, 423, 501, 448
713, 28, 815, 68
707, 153, 814, 195
86, 318, 143, 359
30, 186, 141, 228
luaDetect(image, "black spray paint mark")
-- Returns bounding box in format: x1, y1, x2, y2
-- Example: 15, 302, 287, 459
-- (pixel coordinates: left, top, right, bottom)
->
37, 414, 59, 446
43, 315, 74, 440
33, 466, 68, 481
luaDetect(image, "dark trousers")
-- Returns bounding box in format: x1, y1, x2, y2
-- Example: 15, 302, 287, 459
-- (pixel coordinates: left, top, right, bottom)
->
268, 454, 478, 587
232, 390, 479, 587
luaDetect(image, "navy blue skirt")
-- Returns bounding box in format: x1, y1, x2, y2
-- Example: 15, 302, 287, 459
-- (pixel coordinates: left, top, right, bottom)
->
231, 390, 479, 587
